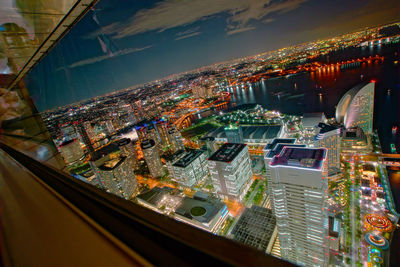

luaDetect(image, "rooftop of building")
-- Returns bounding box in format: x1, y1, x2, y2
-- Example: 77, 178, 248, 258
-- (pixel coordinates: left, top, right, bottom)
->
265, 138, 296, 150
206, 125, 281, 141
140, 139, 156, 149
208, 143, 247, 163
164, 150, 185, 162
231, 206, 276, 251
224, 124, 240, 130
265, 143, 306, 159
173, 150, 204, 168
270, 147, 326, 169
302, 112, 326, 129
90, 142, 120, 161
98, 156, 126, 171
199, 136, 215, 141
60, 138, 77, 147
317, 123, 340, 134
342, 127, 366, 140
136, 186, 177, 207
116, 138, 131, 147
174, 196, 226, 224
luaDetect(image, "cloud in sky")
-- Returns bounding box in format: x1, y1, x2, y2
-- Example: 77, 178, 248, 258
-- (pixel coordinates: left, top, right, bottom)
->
175, 31, 202, 40
97, 0, 307, 38
226, 26, 256, 35
175, 26, 200, 36
67, 45, 153, 68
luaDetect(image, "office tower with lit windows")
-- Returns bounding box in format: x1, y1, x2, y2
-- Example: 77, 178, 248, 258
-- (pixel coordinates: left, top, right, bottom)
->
76, 122, 95, 154
148, 124, 161, 149
136, 125, 148, 142
335, 82, 375, 134
263, 138, 305, 211
104, 120, 115, 136
192, 86, 213, 99
141, 139, 165, 178
207, 143, 252, 201
93, 155, 138, 199
198, 136, 218, 156
117, 138, 139, 171
58, 139, 84, 165
269, 147, 328, 266
60, 125, 77, 141
224, 124, 243, 143
168, 127, 185, 153
172, 150, 208, 187
315, 123, 341, 173
156, 120, 169, 146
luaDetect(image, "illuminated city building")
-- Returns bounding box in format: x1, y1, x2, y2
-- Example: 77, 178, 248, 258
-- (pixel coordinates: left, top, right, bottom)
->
104, 120, 115, 136
314, 123, 341, 173
269, 147, 328, 266
231, 206, 276, 253
302, 113, 326, 132
224, 124, 244, 143
336, 82, 375, 134
174, 192, 228, 233
198, 136, 218, 156
137, 186, 184, 214
156, 120, 169, 146
167, 127, 185, 153
262, 138, 304, 211
206, 125, 282, 146
58, 139, 84, 165
76, 122, 95, 154
172, 150, 208, 187
192, 85, 213, 99
92, 154, 138, 200
136, 124, 162, 151
60, 125, 77, 141
302, 113, 326, 143
207, 143, 252, 201
141, 139, 165, 178
341, 127, 369, 153
165, 150, 186, 178
117, 138, 139, 171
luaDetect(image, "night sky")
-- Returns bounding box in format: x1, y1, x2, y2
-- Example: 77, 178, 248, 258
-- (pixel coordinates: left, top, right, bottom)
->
24, 0, 400, 111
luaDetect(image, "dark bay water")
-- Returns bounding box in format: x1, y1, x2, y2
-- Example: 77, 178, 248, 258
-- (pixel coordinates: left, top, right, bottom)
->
227, 43, 400, 153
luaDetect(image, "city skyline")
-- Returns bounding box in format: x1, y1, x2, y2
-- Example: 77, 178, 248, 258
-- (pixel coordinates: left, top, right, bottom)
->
23, 0, 400, 111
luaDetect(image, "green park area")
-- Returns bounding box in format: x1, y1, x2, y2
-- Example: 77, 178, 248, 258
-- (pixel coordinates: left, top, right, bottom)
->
181, 116, 223, 140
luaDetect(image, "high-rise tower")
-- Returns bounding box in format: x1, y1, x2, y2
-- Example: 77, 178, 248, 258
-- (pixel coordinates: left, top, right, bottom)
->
141, 139, 165, 178
269, 147, 328, 266
207, 143, 252, 201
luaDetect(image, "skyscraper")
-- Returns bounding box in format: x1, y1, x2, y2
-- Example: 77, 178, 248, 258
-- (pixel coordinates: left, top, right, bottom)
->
224, 124, 244, 144
269, 147, 328, 266
93, 155, 138, 199
168, 127, 185, 153
117, 138, 139, 171
76, 122, 94, 154
207, 143, 252, 201
60, 125, 77, 141
172, 150, 208, 187
58, 139, 84, 165
141, 139, 165, 178
335, 82, 375, 134
263, 138, 305, 211
315, 123, 341, 173
156, 120, 169, 146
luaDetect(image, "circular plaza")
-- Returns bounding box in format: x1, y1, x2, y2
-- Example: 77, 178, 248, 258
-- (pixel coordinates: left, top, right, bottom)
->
363, 214, 393, 233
